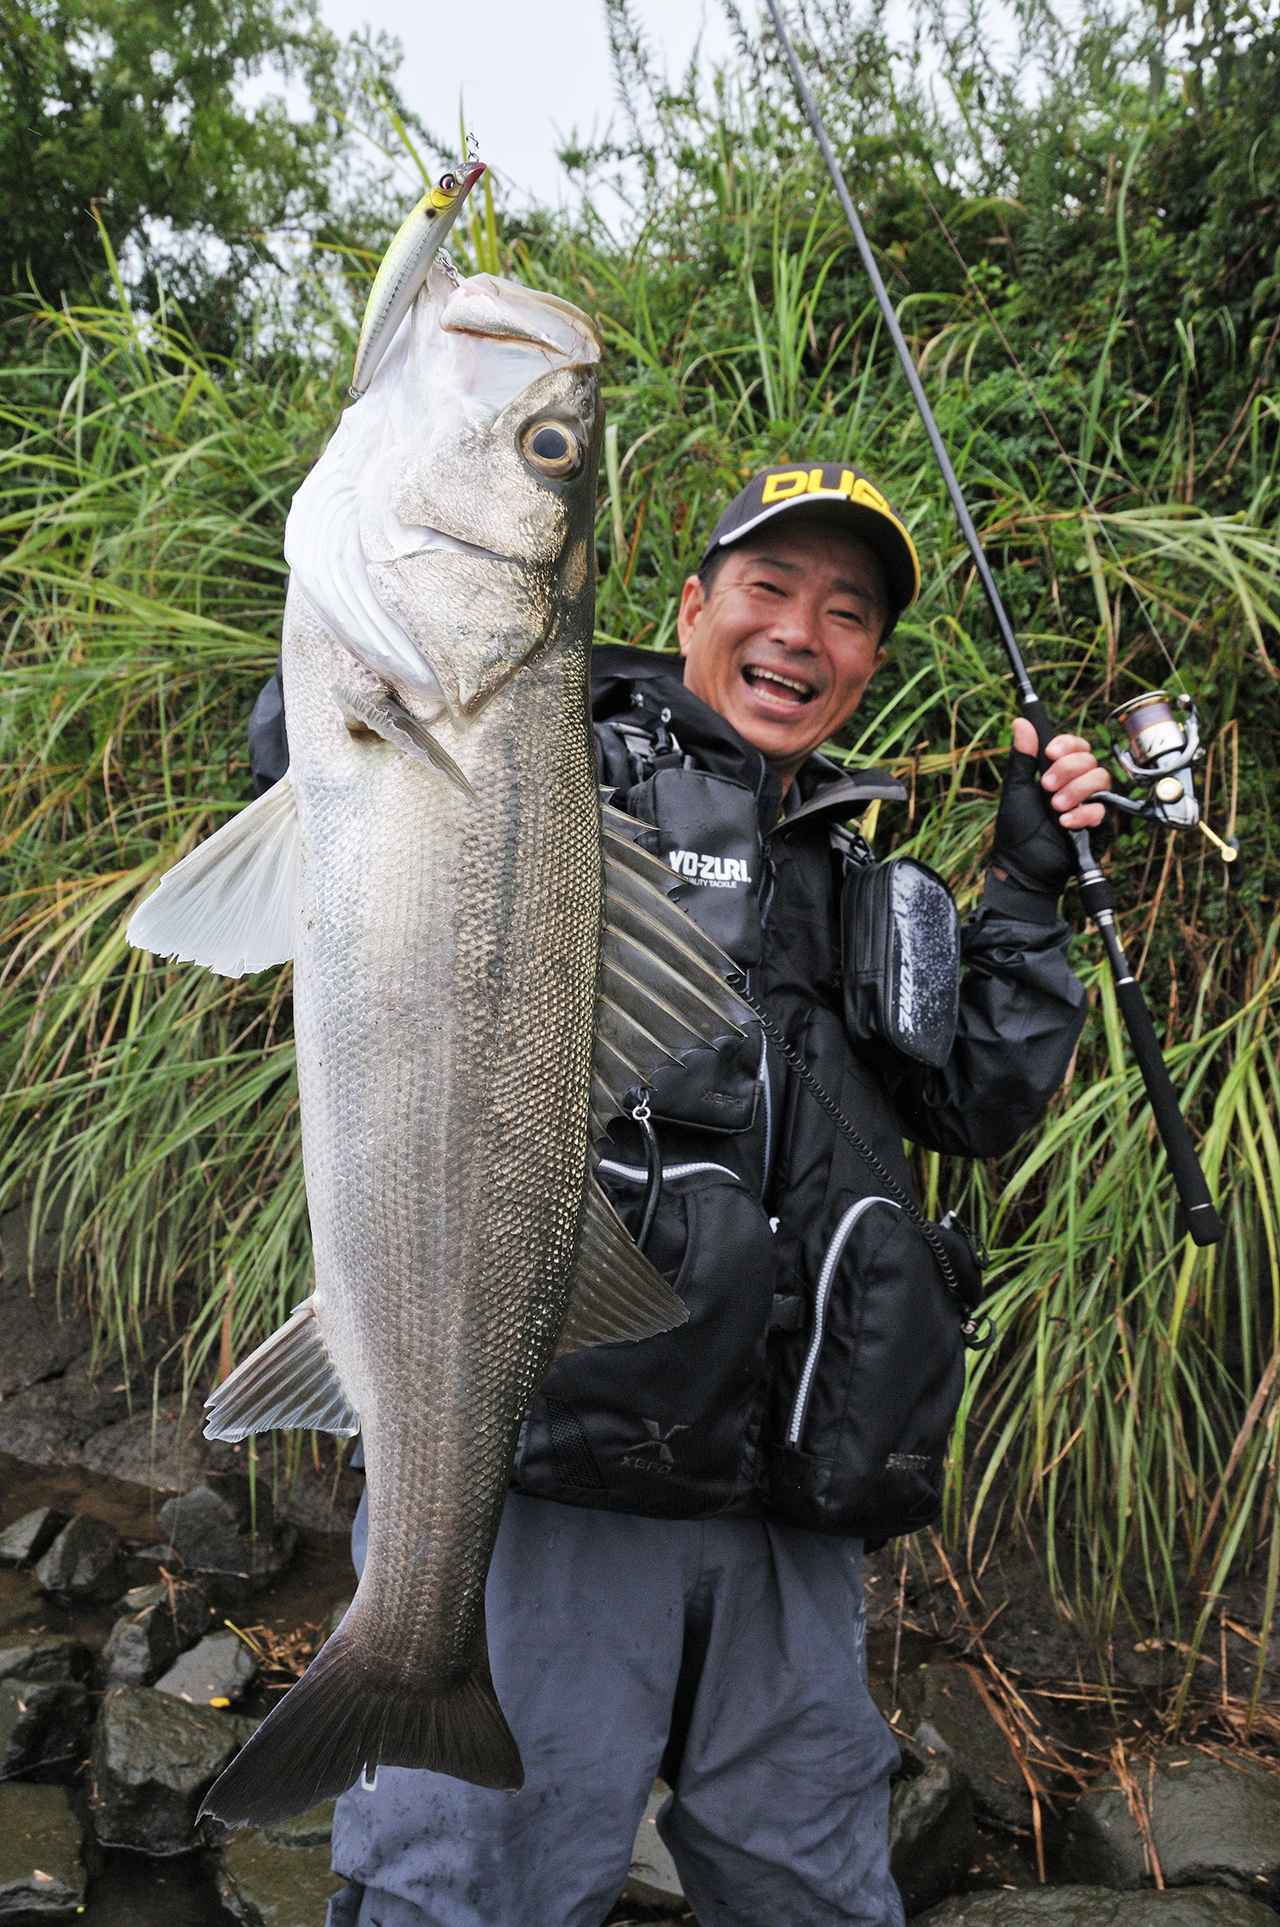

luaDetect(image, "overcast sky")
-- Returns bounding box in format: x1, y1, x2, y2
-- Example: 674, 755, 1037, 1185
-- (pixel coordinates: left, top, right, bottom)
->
314, 0, 749, 211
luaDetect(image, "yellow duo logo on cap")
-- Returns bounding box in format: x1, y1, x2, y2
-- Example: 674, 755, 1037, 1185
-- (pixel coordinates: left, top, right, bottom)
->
760, 467, 920, 601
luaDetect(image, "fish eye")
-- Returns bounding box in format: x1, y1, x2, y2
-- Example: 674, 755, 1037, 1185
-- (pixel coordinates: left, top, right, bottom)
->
520, 420, 581, 479
438, 172, 458, 195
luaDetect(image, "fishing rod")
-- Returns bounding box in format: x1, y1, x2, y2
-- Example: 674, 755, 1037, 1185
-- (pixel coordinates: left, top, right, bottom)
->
764, 0, 1225, 1246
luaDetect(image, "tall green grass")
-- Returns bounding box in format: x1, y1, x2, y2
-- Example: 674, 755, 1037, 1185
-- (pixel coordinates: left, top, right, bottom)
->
3, 4, 1278, 1712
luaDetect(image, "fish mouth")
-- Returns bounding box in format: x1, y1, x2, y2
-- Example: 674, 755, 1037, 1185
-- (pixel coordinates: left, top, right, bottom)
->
446, 320, 572, 353
439, 281, 602, 362
414, 525, 508, 566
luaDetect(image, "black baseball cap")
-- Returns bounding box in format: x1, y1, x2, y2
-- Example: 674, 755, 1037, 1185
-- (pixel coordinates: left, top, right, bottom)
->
700, 462, 921, 620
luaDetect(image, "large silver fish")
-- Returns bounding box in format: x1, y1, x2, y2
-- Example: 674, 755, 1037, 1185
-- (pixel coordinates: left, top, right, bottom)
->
126, 247, 748, 1825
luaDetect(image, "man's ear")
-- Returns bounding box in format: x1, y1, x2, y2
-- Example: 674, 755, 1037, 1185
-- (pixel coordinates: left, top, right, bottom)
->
676, 574, 705, 657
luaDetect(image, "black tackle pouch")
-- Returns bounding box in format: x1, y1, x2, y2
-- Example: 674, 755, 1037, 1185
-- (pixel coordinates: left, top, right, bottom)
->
842, 855, 960, 1069
761, 1006, 987, 1544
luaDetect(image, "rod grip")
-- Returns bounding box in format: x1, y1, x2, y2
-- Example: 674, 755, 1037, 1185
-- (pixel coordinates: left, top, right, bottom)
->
1113, 978, 1224, 1245
1019, 696, 1059, 757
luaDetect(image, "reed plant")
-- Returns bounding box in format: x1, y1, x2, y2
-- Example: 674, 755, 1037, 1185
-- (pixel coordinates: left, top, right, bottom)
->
2, 0, 1277, 1711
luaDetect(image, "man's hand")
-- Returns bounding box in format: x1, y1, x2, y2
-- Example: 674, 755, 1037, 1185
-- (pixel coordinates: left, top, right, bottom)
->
1012, 717, 1109, 829
991, 719, 1111, 898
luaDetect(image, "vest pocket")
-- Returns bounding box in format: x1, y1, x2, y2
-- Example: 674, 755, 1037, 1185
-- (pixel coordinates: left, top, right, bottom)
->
763, 1188, 966, 1538
515, 1169, 779, 1518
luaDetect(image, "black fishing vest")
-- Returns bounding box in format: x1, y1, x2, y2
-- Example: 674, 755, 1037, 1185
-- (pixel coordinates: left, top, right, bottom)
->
511, 649, 1039, 1543
247, 648, 1085, 1544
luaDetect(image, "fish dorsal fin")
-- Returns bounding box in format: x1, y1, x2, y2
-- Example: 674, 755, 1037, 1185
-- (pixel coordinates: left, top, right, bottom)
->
555, 1172, 688, 1356
125, 773, 299, 978
589, 808, 753, 1132
203, 1296, 359, 1442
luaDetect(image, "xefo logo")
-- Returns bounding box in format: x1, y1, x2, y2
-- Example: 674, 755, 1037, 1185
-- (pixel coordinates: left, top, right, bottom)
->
668, 849, 751, 890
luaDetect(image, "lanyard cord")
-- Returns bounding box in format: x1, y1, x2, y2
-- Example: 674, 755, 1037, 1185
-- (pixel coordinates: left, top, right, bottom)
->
727, 971, 961, 1302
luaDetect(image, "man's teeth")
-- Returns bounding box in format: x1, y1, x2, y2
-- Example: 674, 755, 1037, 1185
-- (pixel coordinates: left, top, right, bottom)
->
746, 667, 813, 701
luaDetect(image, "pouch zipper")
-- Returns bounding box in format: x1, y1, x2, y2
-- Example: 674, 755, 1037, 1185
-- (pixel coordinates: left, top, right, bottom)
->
598, 1159, 741, 1185
786, 1197, 899, 1446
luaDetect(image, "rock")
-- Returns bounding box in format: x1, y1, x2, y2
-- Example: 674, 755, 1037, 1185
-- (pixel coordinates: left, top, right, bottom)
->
917, 1887, 1278, 1923
0, 1782, 86, 1918
896, 1661, 1036, 1835
102, 1578, 210, 1687
0, 1190, 72, 1289
79, 1408, 210, 1495
0, 1634, 93, 1685
157, 1484, 296, 1603
118, 1542, 181, 1591
0, 1570, 44, 1637
0, 1509, 69, 1569
0, 1268, 85, 1401
158, 1484, 258, 1573
1057, 1748, 1280, 1897
217, 1829, 347, 1925
260, 1798, 336, 1850
89, 1685, 244, 1854
34, 1514, 122, 1602
0, 1338, 133, 1468
0, 1677, 91, 1776
0, 1384, 91, 1470
623, 1786, 685, 1908
890, 1730, 976, 1916
157, 1630, 257, 1706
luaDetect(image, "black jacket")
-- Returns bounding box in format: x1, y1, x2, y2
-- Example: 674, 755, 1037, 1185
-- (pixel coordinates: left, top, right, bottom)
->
248, 647, 1087, 1539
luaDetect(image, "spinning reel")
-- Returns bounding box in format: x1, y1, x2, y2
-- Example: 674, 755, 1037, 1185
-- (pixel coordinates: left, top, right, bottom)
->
1101, 691, 1237, 863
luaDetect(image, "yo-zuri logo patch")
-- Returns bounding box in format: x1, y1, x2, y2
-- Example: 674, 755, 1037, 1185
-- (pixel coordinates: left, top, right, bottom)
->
667, 849, 751, 889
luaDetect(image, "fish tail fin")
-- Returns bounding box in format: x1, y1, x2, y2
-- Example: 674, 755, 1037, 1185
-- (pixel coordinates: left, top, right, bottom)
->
199, 1618, 523, 1829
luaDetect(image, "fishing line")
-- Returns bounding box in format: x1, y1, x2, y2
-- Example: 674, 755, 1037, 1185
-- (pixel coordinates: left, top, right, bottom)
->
762, 0, 1224, 1245
914, 183, 1189, 697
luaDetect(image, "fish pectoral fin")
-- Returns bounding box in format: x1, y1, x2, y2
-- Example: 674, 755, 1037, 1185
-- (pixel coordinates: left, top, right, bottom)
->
125, 773, 299, 978
332, 682, 475, 798
554, 1172, 689, 1356
203, 1297, 359, 1442
589, 808, 754, 1128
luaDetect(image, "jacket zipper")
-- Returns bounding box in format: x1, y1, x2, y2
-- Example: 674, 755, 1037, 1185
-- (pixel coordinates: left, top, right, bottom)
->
754, 847, 778, 1203
786, 1197, 899, 1446
757, 1028, 773, 1201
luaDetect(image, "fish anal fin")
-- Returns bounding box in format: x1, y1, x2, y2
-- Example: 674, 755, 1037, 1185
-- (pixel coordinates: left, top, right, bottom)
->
332, 682, 475, 798
125, 773, 299, 979
554, 1172, 688, 1357
203, 1298, 359, 1443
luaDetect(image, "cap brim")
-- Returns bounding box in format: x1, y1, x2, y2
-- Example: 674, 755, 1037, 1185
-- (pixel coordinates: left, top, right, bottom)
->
713, 493, 919, 614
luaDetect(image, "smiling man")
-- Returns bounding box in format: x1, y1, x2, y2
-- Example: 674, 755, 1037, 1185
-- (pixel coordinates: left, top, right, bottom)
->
678, 470, 901, 782
267, 459, 1111, 1927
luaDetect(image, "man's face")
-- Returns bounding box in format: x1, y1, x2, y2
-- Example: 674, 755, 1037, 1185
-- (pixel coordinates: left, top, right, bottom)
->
677, 517, 889, 784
